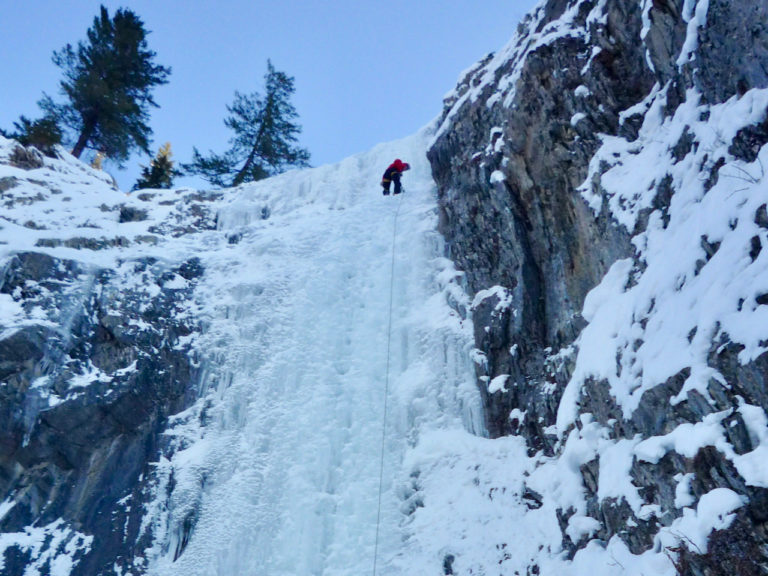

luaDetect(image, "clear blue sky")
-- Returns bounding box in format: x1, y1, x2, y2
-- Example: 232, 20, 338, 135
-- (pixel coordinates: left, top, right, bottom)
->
0, 1, 538, 189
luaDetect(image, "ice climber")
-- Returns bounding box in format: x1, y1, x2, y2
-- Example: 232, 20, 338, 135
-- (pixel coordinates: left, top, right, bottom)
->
381, 159, 410, 195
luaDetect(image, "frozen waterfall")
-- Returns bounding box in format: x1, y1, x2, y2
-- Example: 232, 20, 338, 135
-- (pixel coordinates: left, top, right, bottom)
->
142, 128, 485, 575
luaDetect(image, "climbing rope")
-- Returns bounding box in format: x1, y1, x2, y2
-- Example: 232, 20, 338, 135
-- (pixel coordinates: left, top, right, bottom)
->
372, 193, 403, 576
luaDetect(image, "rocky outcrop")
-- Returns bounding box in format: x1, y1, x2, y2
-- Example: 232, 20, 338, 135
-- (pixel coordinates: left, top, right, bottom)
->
428, 0, 654, 442
0, 251, 201, 575
0, 139, 226, 575
429, 0, 768, 571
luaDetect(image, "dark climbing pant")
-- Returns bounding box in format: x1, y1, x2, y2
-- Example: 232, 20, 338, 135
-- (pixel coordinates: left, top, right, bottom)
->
382, 173, 401, 195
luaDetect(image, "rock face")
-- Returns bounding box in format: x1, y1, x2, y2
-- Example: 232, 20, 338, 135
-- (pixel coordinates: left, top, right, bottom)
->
429, 0, 768, 572
0, 252, 200, 575
0, 139, 222, 575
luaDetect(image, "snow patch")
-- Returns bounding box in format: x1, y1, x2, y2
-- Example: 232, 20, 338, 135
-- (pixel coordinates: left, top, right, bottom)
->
0, 519, 93, 576
488, 374, 510, 394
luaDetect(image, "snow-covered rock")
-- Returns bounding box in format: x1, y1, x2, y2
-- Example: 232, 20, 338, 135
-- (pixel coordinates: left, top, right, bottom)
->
0, 137, 214, 574
428, 0, 768, 573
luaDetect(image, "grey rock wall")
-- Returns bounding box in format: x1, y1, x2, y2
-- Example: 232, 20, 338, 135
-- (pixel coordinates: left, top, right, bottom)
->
0, 251, 201, 575
429, 0, 768, 571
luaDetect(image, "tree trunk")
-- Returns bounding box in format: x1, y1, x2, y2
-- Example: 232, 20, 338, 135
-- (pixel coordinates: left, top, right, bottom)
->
232, 147, 257, 187
232, 109, 269, 187
71, 120, 95, 158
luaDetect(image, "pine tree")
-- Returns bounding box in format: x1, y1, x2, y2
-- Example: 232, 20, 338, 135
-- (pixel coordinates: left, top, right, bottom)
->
185, 60, 310, 187
133, 142, 178, 190
40, 5, 170, 163
6, 115, 62, 156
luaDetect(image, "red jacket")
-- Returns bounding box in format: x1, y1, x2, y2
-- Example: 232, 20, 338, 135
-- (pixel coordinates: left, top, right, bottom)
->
382, 159, 410, 181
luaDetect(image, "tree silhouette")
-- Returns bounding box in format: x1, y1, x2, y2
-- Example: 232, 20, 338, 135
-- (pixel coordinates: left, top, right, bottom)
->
41, 5, 170, 163
185, 60, 310, 187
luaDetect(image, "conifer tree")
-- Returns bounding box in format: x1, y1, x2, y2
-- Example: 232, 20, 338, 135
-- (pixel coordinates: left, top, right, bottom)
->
185, 60, 310, 187
5, 115, 62, 156
40, 5, 170, 163
133, 142, 179, 190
